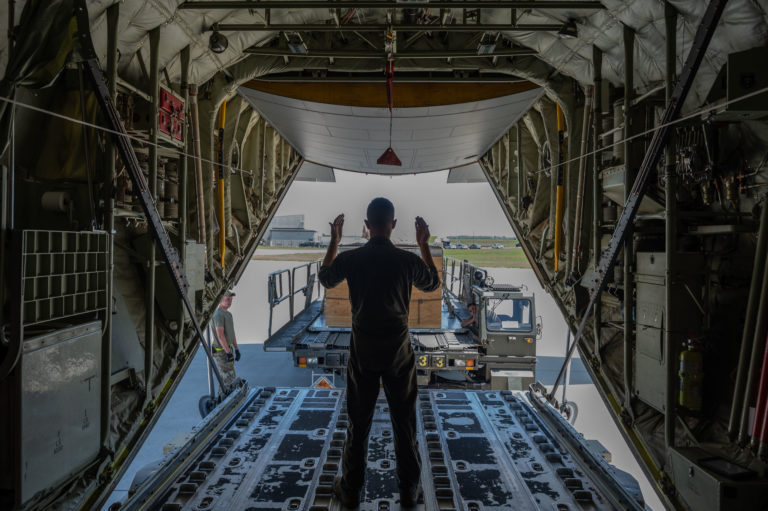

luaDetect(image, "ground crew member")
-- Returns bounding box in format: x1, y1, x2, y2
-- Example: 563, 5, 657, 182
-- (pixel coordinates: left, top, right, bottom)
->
319, 198, 440, 509
212, 290, 240, 389
461, 302, 478, 329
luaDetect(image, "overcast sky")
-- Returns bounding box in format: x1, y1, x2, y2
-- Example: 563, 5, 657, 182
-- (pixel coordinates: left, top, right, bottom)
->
274, 169, 517, 241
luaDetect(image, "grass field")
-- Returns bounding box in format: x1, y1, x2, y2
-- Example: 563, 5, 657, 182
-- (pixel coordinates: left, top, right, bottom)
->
258, 245, 325, 250
253, 247, 530, 268
252, 252, 323, 262
443, 248, 529, 268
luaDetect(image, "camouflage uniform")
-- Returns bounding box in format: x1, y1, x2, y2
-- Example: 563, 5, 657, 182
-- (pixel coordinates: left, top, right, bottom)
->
212, 307, 238, 388
212, 348, 237, 387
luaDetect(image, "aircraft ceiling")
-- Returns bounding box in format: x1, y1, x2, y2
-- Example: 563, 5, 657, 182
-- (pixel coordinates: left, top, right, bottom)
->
74, 0, 768, 114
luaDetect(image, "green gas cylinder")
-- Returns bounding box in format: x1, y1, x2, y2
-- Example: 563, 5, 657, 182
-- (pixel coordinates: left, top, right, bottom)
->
679, 338, 704, 411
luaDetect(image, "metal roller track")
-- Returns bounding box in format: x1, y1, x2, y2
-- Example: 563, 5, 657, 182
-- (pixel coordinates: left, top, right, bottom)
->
124, 387, 645, 510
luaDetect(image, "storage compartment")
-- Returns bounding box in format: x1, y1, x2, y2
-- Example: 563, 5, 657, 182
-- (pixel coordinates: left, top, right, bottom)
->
668, 447, 768, 511
18, 322, 102, 505
633, 252, 704, 412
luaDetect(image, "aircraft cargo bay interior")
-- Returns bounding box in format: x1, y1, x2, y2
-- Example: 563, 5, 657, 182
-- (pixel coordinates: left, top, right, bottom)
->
1, 1, 768, 510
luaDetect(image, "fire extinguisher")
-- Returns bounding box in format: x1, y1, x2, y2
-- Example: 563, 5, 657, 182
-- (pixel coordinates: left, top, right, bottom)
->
679, 337, 704, 411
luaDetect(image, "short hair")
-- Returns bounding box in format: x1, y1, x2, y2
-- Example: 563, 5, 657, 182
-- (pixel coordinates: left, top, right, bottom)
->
366, 197, 395, 229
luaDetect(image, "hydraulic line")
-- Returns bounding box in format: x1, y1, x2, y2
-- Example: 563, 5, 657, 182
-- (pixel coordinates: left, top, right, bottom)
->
144, 27, 160, 399
189, 84, 207, 244
622, 24, 635, 413
739, 245, 768, 444
592, 45, 603, 365
570, 86, 593, 281
217, 101, 227, 268
102, 0, 119, 450
664, 1, 678, 450
178, 45, 191, 354
553, 102, 565, 272
77, 65, 98, 229
516, 123, 523, 212
753, 330, 768, 452
759, 368, 768, 460
729, 200, 768, 438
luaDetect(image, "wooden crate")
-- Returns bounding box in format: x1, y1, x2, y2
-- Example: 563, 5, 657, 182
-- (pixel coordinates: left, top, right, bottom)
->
324, 245, 443, 328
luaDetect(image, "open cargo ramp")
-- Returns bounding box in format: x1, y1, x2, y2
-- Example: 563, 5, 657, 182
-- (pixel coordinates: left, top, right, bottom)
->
119, 387, 644, 510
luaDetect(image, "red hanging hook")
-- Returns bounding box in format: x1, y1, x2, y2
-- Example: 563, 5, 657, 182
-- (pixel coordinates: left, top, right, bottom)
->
385, 60, 394, 113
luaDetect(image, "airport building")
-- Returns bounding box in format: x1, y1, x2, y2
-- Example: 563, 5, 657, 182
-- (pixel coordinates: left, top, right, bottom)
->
265, 215, 317, 246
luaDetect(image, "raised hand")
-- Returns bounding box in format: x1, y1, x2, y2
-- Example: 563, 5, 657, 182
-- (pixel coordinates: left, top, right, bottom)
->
329, 214, 345, 244
415, 216, 430, 246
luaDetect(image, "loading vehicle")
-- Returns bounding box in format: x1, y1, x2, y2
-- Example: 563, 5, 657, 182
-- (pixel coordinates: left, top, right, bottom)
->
264, 250, 539, 390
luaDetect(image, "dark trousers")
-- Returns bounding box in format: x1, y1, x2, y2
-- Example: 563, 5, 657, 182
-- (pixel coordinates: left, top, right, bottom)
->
341, 348, 421, 492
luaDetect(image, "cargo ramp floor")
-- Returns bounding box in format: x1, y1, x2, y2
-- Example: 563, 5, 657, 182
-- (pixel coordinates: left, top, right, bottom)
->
120, 387, 645, 510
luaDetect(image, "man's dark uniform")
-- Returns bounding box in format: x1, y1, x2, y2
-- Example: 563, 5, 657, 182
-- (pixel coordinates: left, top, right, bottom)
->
319, 237, 440, 495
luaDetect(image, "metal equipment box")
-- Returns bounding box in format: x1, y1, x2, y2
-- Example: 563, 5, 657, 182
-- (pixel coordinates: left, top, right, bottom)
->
152, 240, 206, 322
17, 322, 102, 505
634, 252, 704, 412
709, 47, 768, 121
667, 447, 768, 511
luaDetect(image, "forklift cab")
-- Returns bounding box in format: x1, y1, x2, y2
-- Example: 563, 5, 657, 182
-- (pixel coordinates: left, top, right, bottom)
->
472, 286, 538, 358
444, 258, 540, 389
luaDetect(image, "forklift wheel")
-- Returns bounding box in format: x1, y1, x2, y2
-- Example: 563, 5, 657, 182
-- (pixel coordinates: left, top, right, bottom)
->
198, 395, 216, 418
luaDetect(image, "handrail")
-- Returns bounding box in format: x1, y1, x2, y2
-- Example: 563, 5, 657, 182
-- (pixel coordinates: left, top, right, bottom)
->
267, 269, 292, 338
268, 269, 292, 306
291, 260, 321, 317
443, 256, 478, 302
267, 259, 323, 337
443, 257, 464, 299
